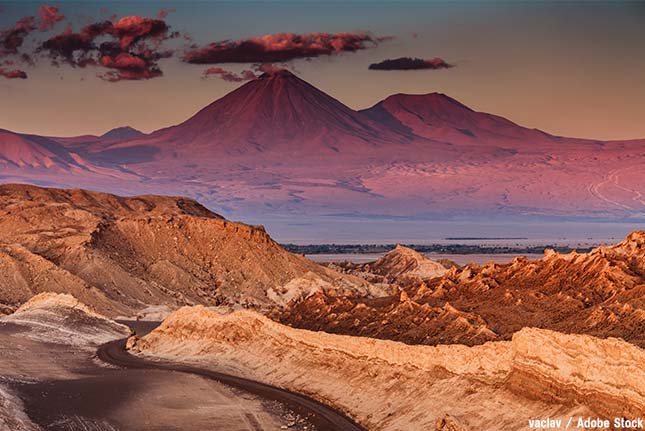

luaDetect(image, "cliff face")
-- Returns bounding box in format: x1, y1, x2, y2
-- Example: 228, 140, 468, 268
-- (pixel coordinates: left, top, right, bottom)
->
130, 308, 644, 430
277, 232, 645, 347
0, 184, 363, 316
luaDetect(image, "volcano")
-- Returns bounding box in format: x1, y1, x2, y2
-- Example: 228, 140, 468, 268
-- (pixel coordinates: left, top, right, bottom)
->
99, 70, 413, 163
360, 93, 580, 150
1, 71, 644, 230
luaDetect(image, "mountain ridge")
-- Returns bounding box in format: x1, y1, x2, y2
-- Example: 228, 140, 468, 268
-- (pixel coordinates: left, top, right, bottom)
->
1, 72, 645, 225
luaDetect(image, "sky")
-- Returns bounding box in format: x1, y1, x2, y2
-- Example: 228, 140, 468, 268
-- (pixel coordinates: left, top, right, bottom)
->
1, 1, 645, 140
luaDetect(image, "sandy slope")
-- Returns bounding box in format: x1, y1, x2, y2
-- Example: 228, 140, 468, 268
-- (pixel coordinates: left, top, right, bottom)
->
129, 307, 645, 430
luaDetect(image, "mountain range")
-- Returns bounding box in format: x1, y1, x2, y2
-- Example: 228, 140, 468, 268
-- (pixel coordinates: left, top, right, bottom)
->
2, 69, 645, 234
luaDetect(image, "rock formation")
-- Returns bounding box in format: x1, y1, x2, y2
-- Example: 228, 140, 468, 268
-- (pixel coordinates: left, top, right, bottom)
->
1, 292, 131, 346
0, 184, 367, 316
277, 232, 645, 347
130, 307, 644, 430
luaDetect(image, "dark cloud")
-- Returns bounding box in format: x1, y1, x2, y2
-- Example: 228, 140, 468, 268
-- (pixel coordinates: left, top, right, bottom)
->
40, 22, 108, 64
184, 32, 384, 64
0, 5, 65, 59
37, 5, 65, 31
39, 15, 174, 81
0, 67, 27, 79
0, 16, 37, 56
369, 57, 454, 71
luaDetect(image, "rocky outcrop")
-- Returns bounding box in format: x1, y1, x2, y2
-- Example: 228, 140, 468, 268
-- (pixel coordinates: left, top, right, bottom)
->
330, 245, 449, 286
368, 244, 449, 282
130, 307, 644, 430
279, 231, 645, 348
1, 292, 131, 347
273, 290, 497, 346
0, 184, 364, 316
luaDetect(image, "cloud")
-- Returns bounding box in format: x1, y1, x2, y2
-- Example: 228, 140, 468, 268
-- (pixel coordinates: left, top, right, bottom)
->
202, 67, 256, 82
0, 5, 65, 58
256, 63, 287, 74
110, 16, 170, 49
0, 67, 27, 79
40, 22, 108, 64
368, 57, 454, 71
0, 16, 37, 56
157, 8, 176, 19
202, 63, 296, 82
184, 31, 384, 64
99, 48, 171, 82
40, 15, 175, 81
37, 5, 65, 31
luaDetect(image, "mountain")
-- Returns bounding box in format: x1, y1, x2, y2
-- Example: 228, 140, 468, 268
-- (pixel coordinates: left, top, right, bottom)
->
100, 126, 145, 141
360, 93, 593, 150
50, 126, 146, 156
0, 184, 368, 316
1, 72, 644, 229
0, 129, 84, 170
98, 69, 414, 163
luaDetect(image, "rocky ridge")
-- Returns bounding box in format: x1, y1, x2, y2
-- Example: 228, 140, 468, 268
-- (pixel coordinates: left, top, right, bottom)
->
0, 184, 370, 316
276, 231, 645, 347
129, 307, 644, 430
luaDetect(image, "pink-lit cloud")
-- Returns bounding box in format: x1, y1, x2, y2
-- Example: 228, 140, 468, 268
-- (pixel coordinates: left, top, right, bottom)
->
184, 32, 385, 64
369, 57, 454, 70
110, 16, 170, 49
157, 8, 176, 19
0, 67, 28, 79
202, 63, 295, 82
202, 67, 256, 82
39, 15, 175, 82
37, 5, 65, 31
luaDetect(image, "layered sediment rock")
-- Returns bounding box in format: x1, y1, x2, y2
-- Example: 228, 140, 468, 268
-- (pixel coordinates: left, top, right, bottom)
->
508, 328, 645, 419
130, 308, 643, 430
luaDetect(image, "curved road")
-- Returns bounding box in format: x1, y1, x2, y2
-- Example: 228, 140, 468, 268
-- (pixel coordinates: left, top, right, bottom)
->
97, 337, 365, 431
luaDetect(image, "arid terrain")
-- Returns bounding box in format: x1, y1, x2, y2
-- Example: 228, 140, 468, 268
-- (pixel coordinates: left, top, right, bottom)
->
0, 183, 376, 318
0, 185, 644, 430
2, 2, 644, 429
128, 306, 644, 430
276, 235, 645, 347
